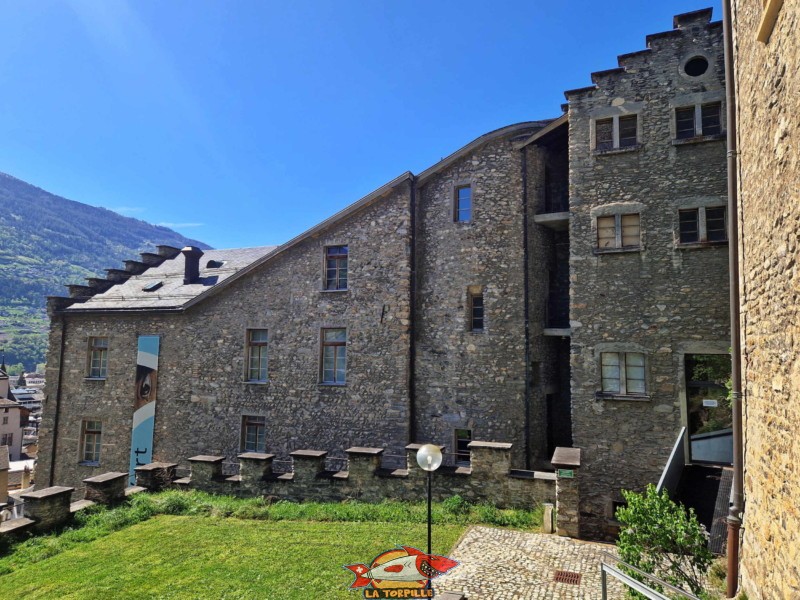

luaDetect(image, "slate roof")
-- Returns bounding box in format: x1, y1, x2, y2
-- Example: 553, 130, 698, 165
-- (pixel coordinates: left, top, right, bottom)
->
65, 246, 276, 312
0, 398, 21, 408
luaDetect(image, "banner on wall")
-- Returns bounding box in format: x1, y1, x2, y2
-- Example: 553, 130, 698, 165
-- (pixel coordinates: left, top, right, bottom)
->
129, 335, 160, 485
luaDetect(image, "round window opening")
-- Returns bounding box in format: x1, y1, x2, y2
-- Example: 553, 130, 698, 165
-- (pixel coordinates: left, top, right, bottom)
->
684, 56, 709, 77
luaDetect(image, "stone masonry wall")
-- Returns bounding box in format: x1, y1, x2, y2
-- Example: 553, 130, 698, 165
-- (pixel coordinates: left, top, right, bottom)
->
566, 10, 730, 539
39, 184, 414, 490
414, 133, 553, 468
733, 1, 800, 597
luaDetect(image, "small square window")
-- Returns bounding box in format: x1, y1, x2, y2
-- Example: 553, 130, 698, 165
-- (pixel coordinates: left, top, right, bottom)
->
246, 329, 268, 382
88, 337, 109, 379
678, 206, 727, 244
601, 352, 646, 396
80, 419, 102, 464
241, 415, 266, 453
0, 433, 12, 446
321, 328, 347, 384
455, 185, 472, 222
325, 245, 348, 290
596, 214, 640, 251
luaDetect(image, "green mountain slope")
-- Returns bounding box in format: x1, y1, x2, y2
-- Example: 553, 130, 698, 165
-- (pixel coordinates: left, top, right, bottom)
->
0, 171, 210, 370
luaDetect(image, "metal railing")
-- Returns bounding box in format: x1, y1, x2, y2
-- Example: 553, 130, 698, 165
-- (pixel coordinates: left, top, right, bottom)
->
599, 552, 702, 600
1, 500, 26, 522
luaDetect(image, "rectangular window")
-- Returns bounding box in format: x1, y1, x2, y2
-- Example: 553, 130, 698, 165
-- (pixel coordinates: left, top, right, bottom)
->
88, 337, 109, 378
596, 214, 640, 250
2, 416, 8, 425
455, 185, 472, 222
595, 118, 614, 151
455, 429, 472, 465
701, 103, 722, 136
618, 115, 638, 147
246, 329, 268, 382
80, 420, 102, 464
321, 328, 347, 384
675, 107, 696, 139
705, 206, 727, 242
241, 415, 266, 453
678, 206, 727, 244
325, 245, 348, 290
679, 209, 700, 243
470, 293, 484, 331
0, 433, 12, 446
601, 352, 646, 396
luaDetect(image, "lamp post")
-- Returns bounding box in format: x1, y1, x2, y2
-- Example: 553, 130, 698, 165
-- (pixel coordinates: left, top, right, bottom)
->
416, 443, 443, 593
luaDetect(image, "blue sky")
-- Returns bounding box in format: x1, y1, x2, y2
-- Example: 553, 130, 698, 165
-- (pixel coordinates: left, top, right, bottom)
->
0, 1, 722, 249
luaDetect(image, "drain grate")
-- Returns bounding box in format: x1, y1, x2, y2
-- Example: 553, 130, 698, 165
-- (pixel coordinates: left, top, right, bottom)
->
553, 570, 582, 585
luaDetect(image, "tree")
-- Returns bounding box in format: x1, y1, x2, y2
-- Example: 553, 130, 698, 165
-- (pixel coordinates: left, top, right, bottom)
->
616, 484, 713, 596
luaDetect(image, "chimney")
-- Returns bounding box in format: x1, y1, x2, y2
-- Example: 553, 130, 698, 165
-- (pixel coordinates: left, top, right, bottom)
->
181, 246, 204, 284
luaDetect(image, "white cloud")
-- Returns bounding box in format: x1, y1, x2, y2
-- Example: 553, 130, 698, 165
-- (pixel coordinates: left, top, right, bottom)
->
157, 222, 204, 229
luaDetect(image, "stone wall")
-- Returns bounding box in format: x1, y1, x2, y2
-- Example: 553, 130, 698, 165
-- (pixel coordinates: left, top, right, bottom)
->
39, 184, 414, 489
733, 1, 800, 597
565, 10, 730, 539
141, 442, 555, 510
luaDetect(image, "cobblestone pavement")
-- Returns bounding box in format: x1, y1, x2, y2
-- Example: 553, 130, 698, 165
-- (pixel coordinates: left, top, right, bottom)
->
434, 526, 627, 599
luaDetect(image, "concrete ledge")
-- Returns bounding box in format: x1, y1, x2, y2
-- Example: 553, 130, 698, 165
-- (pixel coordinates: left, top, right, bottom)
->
70, 499, 96, 513
345, 447, 384, 455
188, 455, 225, 464
467, 441, 512, 450
290, 450, 327, 458
125, 486, 147, 496
551, 447, 581, 469
0, 517, 35, 535
237, 452, 274, 461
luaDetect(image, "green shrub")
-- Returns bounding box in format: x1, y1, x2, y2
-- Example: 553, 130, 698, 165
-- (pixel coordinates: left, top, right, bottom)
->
616, 484, 713, 597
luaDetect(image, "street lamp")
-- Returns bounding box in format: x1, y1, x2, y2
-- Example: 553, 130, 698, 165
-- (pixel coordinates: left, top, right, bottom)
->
416, 443, 443, 593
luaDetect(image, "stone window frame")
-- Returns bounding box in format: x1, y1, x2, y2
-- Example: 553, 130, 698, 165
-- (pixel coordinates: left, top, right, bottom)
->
669, 91, 726, 146
677, 52, 718, 84
245, 328, 269, 383
319, 327, 347, 386
590, 202, 645, 255
594, 342, 650, 402
451, 179, 473, 224
673, 196, 729, 249
240, 414, 267, 453
467, 285, 485, 332
589, 102, 644, 156
322, 244, 349, 292
86, 336, 109, 380
79, 418, 102, 465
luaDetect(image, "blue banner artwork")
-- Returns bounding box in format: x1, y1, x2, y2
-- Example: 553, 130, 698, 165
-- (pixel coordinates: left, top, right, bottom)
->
129, 335, 160, 484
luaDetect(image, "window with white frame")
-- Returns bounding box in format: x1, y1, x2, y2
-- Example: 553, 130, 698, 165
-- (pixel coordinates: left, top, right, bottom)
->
241, 415, 266, 453
601, 352, 646, 396
678, 206, 727, 244
597, 213, 641, 250
595, 114, 638, 151
321, 328, 347, 384
675, 102, 722, 139
246, 329, 269, 382
87, 336, 108, 378
80, 419, 102, 464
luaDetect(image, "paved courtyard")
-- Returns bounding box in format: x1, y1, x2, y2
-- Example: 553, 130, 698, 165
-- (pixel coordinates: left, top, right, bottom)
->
434, 526, 627, 599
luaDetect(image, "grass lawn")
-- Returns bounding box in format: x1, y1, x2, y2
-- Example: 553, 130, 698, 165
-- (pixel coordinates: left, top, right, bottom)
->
0, 516, 464, 599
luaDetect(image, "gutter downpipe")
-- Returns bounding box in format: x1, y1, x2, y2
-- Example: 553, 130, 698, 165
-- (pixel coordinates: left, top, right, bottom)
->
521, 148, 532, 470
722, 0, 744, 596
49, 314, 67, 487
408, 176, 418, 443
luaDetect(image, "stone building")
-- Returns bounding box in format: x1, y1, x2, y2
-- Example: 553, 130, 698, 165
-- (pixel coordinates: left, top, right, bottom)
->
38, 9, 731, 539
731, 0, 800, 597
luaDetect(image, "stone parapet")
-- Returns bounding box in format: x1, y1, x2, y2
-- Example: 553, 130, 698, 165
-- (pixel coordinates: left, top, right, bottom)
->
20, 486, 75, 532
135, 462, 178, 491
84, 471, 129, 505
552, 447, 581, 537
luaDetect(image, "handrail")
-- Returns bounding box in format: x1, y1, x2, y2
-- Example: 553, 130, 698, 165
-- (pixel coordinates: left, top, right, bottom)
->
599, 551, 702, 600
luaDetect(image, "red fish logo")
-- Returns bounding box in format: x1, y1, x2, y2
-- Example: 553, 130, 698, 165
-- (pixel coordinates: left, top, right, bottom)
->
344, 546, 459, 598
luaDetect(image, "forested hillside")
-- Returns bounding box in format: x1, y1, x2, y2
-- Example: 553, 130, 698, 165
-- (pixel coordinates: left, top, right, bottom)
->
0, 171, 210, 370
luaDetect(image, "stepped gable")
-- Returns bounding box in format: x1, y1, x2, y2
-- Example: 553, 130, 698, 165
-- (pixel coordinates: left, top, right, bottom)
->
563, 7, 722, 100
54, 245, 276, 312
